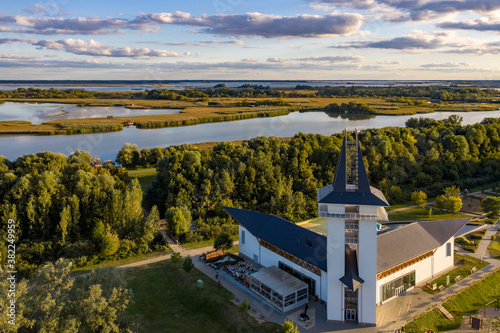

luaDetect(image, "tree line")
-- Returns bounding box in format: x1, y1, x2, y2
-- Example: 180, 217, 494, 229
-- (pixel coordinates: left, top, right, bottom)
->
0, 151, 165, 277
143, 116, 500, 244
2, 85, 497, 102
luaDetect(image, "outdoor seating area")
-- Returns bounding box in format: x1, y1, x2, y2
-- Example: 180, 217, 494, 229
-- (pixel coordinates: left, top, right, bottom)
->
224, 260, 257, 283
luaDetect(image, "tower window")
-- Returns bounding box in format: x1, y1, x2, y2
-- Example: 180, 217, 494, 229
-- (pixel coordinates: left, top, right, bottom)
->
305, 239, 313, 248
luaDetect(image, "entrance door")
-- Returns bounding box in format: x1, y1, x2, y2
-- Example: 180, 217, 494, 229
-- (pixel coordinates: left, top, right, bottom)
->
395, 285, 405, 296
345, 309, 357, 321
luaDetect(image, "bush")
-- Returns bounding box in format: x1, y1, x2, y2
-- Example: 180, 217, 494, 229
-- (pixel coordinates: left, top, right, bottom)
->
135, 244, 151, 255
183, 255, 194, 273
73, 256, 88, 267
470, 231, 486, 240
455, 237, 471, 245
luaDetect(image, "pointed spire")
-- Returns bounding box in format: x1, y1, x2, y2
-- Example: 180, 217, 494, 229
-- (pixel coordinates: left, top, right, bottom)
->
332, 129, 371, 194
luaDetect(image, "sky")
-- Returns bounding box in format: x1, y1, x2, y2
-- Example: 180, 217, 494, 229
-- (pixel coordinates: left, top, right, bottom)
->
1, 0, 500, 80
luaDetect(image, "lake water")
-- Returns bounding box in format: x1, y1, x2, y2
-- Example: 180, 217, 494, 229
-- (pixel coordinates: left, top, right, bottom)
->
0, 102, 180, 124
0, 80, 456, 92
1, 109, 499, 161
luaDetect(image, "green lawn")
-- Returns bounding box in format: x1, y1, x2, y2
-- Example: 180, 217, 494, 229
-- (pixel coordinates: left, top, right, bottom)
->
300, 218, 328, 234
388, 207, 473, 221
130, 171, 157, 193
71, 250, 170, 276
406, 268, 500, 332
488, 229, 500, 259
422, 254, 488, 295
123, 261, 279, 333
385, 202, 414, 211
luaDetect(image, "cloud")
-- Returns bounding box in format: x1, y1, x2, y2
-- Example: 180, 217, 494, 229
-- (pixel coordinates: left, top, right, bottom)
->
444, 41, 500, 55
0, 15, 151, 35
376, 60, 401, 64
294, 55, 365, 62
0, 11, 363, 38
267, 57, 289, 62
0, 37, 183, 58
438, 19, 500, 32
310, 0, 500, 22
331, 31, 465, 50
33, 39, 182, 58
0, 54, 37, 60
134, 11, 364, 38
160, 40, 244, 47
421, 62, 470, 68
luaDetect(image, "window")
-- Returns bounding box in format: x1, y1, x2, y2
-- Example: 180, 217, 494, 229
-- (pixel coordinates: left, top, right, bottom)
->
241, 230, 245, 244
446, 242, 451, 257
305, 239, 312, 248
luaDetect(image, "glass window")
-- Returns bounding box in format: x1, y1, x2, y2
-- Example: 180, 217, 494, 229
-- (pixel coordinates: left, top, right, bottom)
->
241, 230, 245, 244
446, 242, 451, 257
381, 271, 416, 302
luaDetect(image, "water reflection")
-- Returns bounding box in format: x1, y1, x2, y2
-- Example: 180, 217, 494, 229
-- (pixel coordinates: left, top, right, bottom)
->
0, 102, 181, 124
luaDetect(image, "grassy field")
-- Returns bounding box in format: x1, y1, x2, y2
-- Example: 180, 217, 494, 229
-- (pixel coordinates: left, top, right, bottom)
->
488, 228, 500, 259
71, 249, 170, 275
2, 96, 499, 134
406, 267, 500, 332
422, 254, 488, 295
129, 170, 157, 193
123, 261, 279, 333
388, 207, 473, 221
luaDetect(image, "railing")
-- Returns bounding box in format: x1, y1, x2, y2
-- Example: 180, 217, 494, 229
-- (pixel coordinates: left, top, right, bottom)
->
318, 212, 378, 220
345, 237, 359, 244
345, 223, 359, 230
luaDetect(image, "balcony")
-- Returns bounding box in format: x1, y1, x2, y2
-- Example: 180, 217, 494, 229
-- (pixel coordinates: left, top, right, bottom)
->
318, 211, 379, 220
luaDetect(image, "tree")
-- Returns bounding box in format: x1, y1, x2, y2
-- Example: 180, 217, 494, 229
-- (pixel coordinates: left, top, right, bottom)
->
165, 207, 189, 238
183, 255, 194, 273
7, 259, 138, 332
139, 205, 159, 245
100, 231, 120, 257
280, 320, 299, 333
411, 191, 427, 208
447, 196, 462, 214
59, 205, 71, 244
481, 196, 500, 218
436, 195, 447, 214
170, 252, 182, 263
444, 186, 461, 198
213, 232, 233, 253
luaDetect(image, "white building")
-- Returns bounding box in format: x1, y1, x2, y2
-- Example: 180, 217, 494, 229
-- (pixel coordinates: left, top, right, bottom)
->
224, 131, 468, 325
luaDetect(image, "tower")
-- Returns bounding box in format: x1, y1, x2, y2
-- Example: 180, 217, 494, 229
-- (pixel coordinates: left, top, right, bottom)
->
317, 130, 389, 324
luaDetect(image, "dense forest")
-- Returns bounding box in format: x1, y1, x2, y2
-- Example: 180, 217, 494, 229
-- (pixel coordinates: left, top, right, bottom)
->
143, 116, 500, 243
2, 115, 500, 269
0, 151, 166, 277
0, 85, 497, 102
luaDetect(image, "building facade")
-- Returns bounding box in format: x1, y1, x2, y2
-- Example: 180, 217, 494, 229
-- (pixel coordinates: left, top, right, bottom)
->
225, 131, 468, 325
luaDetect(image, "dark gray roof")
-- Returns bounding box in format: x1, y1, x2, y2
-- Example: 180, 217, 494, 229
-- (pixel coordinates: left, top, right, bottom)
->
377, 218, 469, 273
319, 134, 389, 207
224, 207, 328, 272
225, 207, 469, 276
339, 245, 364, 291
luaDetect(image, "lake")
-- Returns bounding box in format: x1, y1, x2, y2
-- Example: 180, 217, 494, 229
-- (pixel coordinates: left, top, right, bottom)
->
1, 109, 499, 161
0, 102, 180, 124
0, 80, 455, 92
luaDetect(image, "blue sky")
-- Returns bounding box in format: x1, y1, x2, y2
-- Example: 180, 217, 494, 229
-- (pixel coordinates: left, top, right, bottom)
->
1, 0, 500, 80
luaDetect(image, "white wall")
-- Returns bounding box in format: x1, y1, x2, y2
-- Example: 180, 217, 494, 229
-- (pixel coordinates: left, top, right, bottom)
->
239, 225, 261, 264
358, 218, 377, 324
376, 238, 455, 304
433, 237, 454, 276
326, 217, 345, 321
